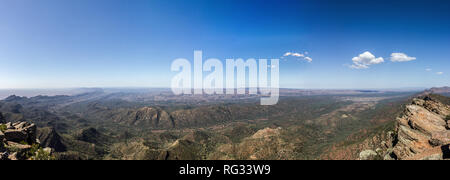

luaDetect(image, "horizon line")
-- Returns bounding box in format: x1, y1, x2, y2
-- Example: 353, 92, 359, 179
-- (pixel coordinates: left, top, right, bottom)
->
0, 86, 433, 91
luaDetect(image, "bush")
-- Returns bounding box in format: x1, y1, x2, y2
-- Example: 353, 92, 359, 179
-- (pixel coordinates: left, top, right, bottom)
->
31, 148, 55, 160
0, 124, 6, 132
27, 144, 55, 160
446, 115, 450, 121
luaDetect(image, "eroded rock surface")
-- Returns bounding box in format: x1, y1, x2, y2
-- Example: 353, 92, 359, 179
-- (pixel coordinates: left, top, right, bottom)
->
1, 120, 54, 160
393, 96, 450, 160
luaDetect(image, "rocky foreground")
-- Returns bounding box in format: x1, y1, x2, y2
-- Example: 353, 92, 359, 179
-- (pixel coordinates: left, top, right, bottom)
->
0, 114, 54, 160
360, 95, 450, 160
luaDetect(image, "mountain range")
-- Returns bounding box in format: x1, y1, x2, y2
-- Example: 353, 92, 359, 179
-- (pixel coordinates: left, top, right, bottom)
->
0, 87, 449, 160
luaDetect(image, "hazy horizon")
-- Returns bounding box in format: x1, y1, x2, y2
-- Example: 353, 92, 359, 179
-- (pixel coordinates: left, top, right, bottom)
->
0, 86, 433, 100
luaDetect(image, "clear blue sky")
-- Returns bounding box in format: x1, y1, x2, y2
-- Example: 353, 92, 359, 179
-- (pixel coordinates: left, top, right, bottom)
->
0, 0, 449, 89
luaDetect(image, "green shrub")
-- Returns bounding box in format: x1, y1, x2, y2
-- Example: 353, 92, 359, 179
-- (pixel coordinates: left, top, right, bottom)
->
27, 144, 55, 160
0, 124, 6, 132
31, 148, 55, 160
446, 115, 450, 121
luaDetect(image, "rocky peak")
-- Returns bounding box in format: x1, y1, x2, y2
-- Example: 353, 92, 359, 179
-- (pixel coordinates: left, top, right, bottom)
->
393, 95, 449, 160
37, 127, 66, 152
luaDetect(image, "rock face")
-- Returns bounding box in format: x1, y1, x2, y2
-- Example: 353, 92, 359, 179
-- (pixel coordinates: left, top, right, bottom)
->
393, 95, 450, 160
3, 122, 37, 145
1, 121, 53, 160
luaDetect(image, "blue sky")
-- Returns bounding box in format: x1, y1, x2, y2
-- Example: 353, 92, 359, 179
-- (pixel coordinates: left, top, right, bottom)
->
0, 0, 449, 89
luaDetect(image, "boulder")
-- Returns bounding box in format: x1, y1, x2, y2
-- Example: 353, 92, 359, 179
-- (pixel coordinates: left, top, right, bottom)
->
5, 141, 32, 160
405, 146, 444, 160
13, 122, 27, 129
429, 131, 450, 146
2, 122, 37, 144
4, 130, 28, 143
6, 141, 32, 151
43, 147, 52, 154
359, 150, 378, 160
5, 122, 13, 129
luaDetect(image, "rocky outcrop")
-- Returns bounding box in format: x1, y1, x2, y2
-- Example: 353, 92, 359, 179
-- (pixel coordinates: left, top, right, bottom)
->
3, 122, 37, 145
1, 121, 54, 160
358, 95, 450, 160
359, 150, 379, 160
392, 95, 450, 160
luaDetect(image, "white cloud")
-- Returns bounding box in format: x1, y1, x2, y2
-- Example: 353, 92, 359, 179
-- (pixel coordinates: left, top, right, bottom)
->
304, 57, 312, 62
282, 52, 312, 62
283, 52, 292, 56
350, 51, 384, 69
390, 53, 416, 62
437, 72, 444, 75
292, 53, 304, 57
426, 68, 432, 71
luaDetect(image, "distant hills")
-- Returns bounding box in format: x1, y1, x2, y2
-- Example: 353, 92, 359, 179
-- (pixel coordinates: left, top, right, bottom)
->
0, 87, 448, 160
420, 86, 450, 96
